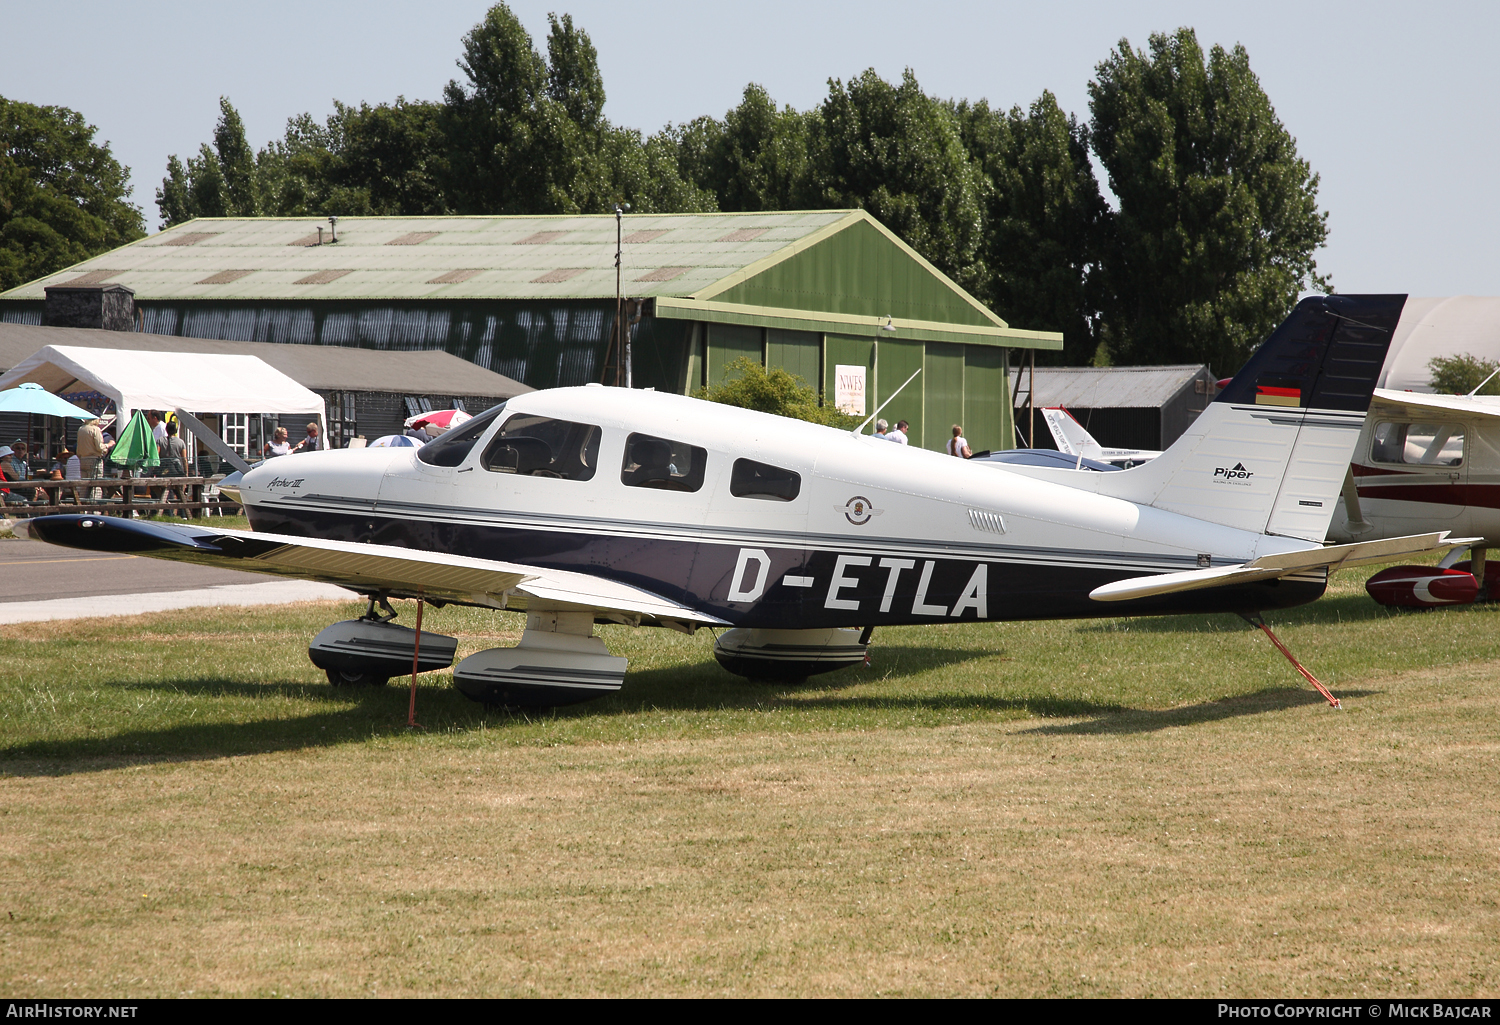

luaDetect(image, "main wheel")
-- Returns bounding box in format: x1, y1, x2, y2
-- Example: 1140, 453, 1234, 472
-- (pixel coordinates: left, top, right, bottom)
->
325, 667, 390, 687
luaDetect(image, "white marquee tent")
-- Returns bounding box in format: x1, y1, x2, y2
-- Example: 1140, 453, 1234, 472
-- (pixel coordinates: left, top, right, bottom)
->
0, 344, 326, 428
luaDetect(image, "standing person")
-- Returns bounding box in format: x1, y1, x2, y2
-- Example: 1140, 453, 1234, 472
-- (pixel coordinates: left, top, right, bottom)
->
263, 427, 292, 459
888, 420, 910, 446
873, 419, 889, 440
147, 411, 168, 448
946, 424, 972, 459
292, 422, 323, 453
76, 418, 107, 480
161, 422, 190, 517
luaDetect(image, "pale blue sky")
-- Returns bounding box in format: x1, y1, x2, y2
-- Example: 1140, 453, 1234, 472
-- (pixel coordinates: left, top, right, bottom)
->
3, 1, 1495, 296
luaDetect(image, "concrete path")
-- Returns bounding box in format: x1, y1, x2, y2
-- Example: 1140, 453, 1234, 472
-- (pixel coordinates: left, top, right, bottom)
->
0, 580, 353, 624
0, 534, 351, 623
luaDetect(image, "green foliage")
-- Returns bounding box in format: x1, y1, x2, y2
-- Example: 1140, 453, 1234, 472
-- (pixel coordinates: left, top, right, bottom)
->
1428, 353, 1500, 395
155, 98, 255, 225
956, 91, 1107, 366
0, 95, 145, 291
696, 357, 859, 429
1088, 28, 1329, 373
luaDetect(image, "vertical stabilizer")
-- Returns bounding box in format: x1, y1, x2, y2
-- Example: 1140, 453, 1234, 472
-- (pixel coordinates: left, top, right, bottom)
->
1090, 295, 1405, 540
1041, 408, 1105, 460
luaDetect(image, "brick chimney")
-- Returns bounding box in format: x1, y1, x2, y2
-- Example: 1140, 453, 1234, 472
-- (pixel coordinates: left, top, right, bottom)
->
43, 283, 136, 331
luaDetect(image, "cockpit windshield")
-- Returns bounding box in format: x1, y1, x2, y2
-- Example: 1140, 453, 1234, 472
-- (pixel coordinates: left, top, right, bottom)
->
415, 403, 507, 467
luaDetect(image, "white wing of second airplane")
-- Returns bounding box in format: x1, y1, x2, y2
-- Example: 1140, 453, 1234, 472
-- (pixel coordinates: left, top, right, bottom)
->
1090, 531, 1481, 602
32, 518, 730, 630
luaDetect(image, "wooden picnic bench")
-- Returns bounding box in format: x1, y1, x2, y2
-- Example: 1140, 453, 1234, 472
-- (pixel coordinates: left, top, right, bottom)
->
0, 476, 241, 519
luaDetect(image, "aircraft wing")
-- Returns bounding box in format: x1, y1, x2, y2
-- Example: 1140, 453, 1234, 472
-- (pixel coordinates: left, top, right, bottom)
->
26, 515, 730, 629
1372, 388, 1500, 419
1089, 532, 1482, 603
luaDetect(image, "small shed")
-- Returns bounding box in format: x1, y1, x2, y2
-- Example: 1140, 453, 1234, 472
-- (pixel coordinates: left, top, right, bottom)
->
1015, 364, 1218, 451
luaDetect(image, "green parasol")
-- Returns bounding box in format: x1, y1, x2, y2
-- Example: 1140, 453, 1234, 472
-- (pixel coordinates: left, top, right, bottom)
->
109, 409, 159, 468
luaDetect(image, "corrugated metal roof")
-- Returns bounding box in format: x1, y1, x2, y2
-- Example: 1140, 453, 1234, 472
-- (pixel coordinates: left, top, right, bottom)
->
0, 211, 854, 303
1026, 365, 1210, 408
0, 322, 530, 398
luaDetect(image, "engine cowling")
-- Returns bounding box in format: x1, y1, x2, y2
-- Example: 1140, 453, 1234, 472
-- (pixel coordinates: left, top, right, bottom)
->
1365, 566, 1479, 608
713, 627, 868, 682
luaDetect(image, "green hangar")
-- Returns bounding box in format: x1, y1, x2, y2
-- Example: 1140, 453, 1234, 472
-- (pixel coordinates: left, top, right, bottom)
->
0, 210, 1061, 452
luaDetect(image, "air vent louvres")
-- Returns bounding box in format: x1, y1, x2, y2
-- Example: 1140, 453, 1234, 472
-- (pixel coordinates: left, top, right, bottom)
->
968, 509, 1006, 534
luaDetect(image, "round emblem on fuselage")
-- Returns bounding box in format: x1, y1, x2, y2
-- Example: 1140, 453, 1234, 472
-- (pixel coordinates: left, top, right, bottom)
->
845, 496, 875, 525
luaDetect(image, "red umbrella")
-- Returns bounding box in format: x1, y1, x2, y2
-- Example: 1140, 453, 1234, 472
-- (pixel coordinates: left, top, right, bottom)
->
403, 408, 472, 439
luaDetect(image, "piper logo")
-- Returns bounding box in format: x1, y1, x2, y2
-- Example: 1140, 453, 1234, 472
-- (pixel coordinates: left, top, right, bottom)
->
1213, 463, 1254, 483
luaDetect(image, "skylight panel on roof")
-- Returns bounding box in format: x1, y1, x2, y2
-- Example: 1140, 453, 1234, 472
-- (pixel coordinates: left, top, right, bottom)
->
294, 270, 353, 285
623, 230, 667, 243
64, 270, 123, 285
532, 268, 587, 283
197, 269, 254, 285
388, 232, 440, 246
516, 232, 568, 245
716, 228, 769, 242
636, 267, 691, 282
428, 269, 483, 284
157, 232, 221, 247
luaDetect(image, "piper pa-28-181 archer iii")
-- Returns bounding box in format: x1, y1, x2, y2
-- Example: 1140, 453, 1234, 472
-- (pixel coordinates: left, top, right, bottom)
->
30, 294, 1469, 711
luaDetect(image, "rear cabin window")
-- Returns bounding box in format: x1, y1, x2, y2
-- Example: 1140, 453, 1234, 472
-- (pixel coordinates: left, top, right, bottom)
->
415, 404, 506, 467
730, 458, 801, 501
482, 415, 602, 480
1370, 422, 1464, 466
620, 433, 707, 492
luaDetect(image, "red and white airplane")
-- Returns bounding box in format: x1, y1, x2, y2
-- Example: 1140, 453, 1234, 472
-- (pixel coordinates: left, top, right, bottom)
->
1329, 388, 1500, 607
27, 294, 1466, 710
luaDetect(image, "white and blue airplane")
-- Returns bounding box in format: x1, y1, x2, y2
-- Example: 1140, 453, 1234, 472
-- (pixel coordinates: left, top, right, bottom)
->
29, 294, 1466, 709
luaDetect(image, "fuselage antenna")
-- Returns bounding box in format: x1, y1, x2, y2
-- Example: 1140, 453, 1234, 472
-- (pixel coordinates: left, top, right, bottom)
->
852, 368, 921, 436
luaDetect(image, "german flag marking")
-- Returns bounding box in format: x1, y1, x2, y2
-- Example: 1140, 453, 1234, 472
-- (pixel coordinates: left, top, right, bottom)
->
1254, 382, 1302, 408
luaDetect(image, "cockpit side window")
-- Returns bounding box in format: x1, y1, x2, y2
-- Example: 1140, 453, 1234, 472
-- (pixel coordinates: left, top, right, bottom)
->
1370, 421, 1465, 466
415, 403, 506, 467
481, 414, 601, 480
620, 433, 707, 492
730, 458, 801, 501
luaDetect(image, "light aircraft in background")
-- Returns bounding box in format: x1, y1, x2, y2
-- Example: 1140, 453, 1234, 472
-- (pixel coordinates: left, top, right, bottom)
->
30, 294, 1467, 712
1037, 406, 1163, 469
1328, 387, 1500, 607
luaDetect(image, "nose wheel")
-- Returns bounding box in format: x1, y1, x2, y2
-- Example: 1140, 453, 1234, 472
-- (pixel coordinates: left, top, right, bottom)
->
326, 667, 390, 687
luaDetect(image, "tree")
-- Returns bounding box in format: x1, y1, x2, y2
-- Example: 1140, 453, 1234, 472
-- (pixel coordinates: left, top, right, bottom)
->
1428, 353, 1500, 396
957, 91, 1107, 365
155, 97, 256, 225
0, 95, 145, 291
804, 70, 988, 297
697, 357, 858, 428
673, 85, 810, 212
1088, 28, 1329, 374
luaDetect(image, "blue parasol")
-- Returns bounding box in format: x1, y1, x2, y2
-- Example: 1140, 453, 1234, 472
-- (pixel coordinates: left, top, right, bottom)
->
0, 382, 97, 419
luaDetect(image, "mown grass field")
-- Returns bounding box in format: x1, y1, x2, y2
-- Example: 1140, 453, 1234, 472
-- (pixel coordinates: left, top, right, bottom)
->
2, 560, 1498, 997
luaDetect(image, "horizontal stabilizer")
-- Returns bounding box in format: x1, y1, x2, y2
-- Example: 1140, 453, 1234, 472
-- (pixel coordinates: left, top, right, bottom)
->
1090, 532, 1478, 602
27, 515, 729, 628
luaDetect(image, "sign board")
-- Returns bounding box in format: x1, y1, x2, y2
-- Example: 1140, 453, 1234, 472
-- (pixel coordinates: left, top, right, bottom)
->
834, 364, 866, 416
